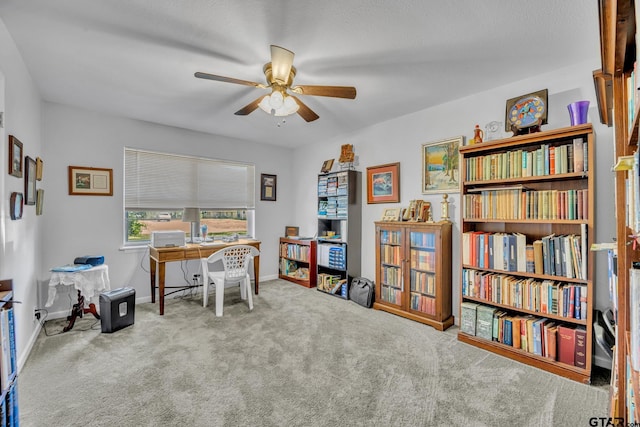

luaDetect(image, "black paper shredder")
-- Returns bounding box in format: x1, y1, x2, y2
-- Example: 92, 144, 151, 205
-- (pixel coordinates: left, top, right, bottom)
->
99, 287, 135, 333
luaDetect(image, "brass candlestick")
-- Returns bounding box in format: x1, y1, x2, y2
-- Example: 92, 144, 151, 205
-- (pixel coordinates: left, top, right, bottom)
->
441, 194, 450, 221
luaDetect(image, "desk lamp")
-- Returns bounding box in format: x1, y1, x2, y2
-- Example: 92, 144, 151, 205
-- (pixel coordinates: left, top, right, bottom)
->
182, 207, 201, 243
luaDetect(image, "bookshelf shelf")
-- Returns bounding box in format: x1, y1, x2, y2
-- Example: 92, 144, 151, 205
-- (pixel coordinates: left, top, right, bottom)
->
278, 238, 317, 288
458, 124, 594, 384
0, 280, 18, 425
316, 170, 361, 298
373, 220, 454, 331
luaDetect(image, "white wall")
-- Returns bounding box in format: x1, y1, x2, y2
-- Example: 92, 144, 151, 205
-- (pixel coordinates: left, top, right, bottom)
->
40, 103, 293, 316
0, 19, 44, 370
292, 59, 615, 366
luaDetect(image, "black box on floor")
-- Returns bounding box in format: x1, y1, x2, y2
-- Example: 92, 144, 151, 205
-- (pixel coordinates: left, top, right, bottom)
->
99, 287, 135, 333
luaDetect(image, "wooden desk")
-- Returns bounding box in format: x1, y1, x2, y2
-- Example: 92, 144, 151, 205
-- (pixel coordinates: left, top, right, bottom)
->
149, 240, 261, 315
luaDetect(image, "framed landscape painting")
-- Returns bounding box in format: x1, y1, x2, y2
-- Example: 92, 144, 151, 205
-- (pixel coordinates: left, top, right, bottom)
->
422, 136, 462, 194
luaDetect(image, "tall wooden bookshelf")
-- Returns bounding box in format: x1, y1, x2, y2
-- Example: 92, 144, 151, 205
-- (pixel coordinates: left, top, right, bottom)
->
0, 279, 18, 425
279, 238, 317, 288
597, 0, 640, 419
316, 170, 361, 298
457, 125, 595, 384
373, 220, 454, 331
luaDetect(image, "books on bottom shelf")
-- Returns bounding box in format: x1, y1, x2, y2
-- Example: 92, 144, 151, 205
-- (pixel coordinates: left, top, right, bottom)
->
460, 301, 586, 368
317, 274, 346, 296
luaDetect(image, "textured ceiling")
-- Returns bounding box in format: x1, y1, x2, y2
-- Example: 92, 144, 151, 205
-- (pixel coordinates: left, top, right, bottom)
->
0, 1, 600, 148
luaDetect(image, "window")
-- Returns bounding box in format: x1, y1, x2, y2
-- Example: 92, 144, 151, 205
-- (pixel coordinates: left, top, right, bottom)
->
124, 148, 255, 245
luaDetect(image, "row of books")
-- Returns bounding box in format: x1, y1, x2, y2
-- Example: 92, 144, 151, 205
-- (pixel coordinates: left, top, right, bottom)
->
410, 293, 436, 315
409, 231, 436, 248
380, 284, 402, 305
0, 306, 17, 426
381, 265, 401, 287
463, 187, 589, 221
410, 249, 435, 271
464, 138, 587, 182
410, 270, 436, 296
279, 259, 310, 279
380, 244, 401, 265
460, 302, 587, 367
279, 242, 311, 261
380, 230, 402, 245
317, 172, 349, 197
317, 196, 348, 219
461, 268, 588, 320
462, 230, 587, 280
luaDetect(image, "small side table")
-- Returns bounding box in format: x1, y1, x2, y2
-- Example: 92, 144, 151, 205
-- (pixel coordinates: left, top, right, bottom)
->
47, 264, 110, 332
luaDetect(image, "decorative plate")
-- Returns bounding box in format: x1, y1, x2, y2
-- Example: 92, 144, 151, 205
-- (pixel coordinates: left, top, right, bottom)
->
508, 95, 546, 129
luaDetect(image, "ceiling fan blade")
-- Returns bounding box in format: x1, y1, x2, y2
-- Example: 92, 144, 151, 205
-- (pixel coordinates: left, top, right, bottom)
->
291, 96, 319, 122
234, 96, 264, 116
270, 45, 295, 84
195, 72, 267, 88
291, 85, 356, 99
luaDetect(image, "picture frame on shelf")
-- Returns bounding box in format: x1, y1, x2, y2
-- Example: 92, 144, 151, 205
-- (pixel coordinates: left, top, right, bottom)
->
380, 207, 401, 221
8, 135, 23, 178
68, 165, 113, 196
321, 159, 334, 173
260, 173, 277, 201
9, 192, 23, 220
366, 162, 400, 204
284, 226, 299, 237
25, 156, 36, 205
422, 136, 462, 194
504, 88, 548, 133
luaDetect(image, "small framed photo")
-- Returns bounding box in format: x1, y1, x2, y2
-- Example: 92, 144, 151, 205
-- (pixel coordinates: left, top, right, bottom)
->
321, 159, 334, 173
8, 135, 23, 178
366, 162, 400, 204
9, 192, 23, 220
68, 166, 113, 196
25, 156, 36, 205
35, 157, 43, 181
422, 136, 462, 194
381, 208, 401, 221
285, 226, 299, 237
36, 189, 44, 216
260, 173, 277, 201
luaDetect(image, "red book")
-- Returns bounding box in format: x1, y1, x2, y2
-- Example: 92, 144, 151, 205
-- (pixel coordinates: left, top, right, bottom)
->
549, 146, 556, 174
574, 327, 587, 369
557, 325, 576, 366
568, 286, 575, 318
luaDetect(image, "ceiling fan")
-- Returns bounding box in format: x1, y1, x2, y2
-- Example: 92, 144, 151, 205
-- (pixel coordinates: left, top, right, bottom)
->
195, 45, 356, 122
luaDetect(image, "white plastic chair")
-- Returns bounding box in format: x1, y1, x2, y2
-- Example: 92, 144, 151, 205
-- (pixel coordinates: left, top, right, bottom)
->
200, 245, 259, 316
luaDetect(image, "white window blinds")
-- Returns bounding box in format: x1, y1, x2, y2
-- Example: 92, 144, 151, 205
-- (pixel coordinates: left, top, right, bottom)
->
124, 148, 255, 210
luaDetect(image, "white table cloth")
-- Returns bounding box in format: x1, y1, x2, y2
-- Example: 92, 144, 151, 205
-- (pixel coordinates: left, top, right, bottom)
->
46, 264, 111, 307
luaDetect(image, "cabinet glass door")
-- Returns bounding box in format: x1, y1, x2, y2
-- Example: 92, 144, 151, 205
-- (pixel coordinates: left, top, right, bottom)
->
409, 231, 436, 316
379, 229, 403, 306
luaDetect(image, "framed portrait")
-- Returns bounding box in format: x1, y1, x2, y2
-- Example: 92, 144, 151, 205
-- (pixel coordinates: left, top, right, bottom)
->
321, 159, 334, 173
260, 173, 277, 201
285, 226, 299, 237
9, 192, 23, 220
381, 207, 401, 221
504, 88, 548, 132
68, 166, 113, 196
8, 135, 23, 178
25, 156, 36, 205
366, 162, 400, 204
422, 136, 462, 194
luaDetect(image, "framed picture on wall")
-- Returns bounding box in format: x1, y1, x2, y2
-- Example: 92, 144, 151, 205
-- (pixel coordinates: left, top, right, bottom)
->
8, 135, 23, 178
25, 156, 36, 205
260, 173, 277, 201
366, 162, 400, 204
422, 136, 462, 194
68, 166, 113, 196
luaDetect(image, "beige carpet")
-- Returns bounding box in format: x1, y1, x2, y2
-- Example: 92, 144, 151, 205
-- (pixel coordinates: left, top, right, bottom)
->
19, 279, 608, 426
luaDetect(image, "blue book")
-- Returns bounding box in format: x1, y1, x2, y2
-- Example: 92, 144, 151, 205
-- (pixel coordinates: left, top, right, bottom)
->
574, 286, 581, 319
503, 317, 513, 346
478, 233, 485, 268
508, 234, 517, 272
503, 236, 510, 271
532, 318, 546, 355
488, 234, 494, 270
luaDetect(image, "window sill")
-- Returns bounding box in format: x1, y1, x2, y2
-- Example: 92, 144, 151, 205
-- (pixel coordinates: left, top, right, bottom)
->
119, 245, 149, 252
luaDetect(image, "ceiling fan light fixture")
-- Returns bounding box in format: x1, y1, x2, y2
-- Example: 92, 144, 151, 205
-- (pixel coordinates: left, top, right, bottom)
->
258, 92, 299, 117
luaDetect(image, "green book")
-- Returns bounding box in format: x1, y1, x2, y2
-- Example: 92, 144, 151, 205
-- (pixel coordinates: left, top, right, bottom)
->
476, 305, 496, 341
460, 302, 480, 336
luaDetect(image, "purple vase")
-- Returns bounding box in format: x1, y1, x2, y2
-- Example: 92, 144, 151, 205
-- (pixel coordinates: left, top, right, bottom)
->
568, 101, 590, 126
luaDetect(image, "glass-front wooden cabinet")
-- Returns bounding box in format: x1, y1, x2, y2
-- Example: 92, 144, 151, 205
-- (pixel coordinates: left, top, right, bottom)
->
374, 220, 453, 331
